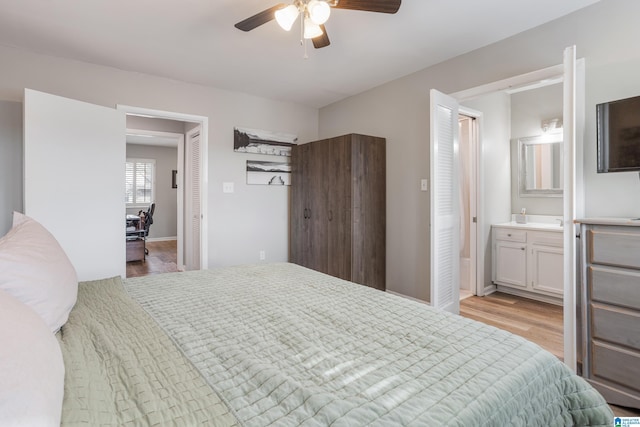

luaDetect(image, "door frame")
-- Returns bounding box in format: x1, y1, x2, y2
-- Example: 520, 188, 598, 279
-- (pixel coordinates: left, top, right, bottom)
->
117, 104, 209, 270
450, 50, 584, 371
125, 128, 185, 270
458, 108, 483, 296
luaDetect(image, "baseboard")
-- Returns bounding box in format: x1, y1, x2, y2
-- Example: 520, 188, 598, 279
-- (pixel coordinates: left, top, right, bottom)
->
386, 290, 430, 305
496, 285, 563, 306
482, 284, 497, 296
146, 236, 177, 243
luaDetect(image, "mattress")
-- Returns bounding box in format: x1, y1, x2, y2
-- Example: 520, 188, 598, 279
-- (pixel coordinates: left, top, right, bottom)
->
117, 262, 613, 426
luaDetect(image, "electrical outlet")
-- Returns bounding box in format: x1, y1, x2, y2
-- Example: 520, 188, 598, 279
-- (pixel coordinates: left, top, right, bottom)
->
420, 179, 428, 191
259, 250, 266, 261
222, 182, 234, 193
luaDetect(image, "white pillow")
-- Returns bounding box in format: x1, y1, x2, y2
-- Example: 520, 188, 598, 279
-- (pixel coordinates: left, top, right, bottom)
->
0, 289, 65, 427
0, 212, 78, 333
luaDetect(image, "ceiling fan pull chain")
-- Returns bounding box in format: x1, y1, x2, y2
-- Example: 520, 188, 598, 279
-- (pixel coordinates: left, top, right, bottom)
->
299, 10, 309, 59
299, 9, 304, 45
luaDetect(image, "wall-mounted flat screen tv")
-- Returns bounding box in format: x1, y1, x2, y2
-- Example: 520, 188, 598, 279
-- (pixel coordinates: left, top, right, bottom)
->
597, 94, 640, 173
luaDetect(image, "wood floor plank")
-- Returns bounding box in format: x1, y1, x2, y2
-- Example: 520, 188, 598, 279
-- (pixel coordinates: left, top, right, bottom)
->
460, 291, 640, 418
126, 240, 179, 278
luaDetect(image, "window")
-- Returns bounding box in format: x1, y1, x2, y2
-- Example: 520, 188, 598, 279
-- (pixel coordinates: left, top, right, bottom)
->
125, 158, 155, 206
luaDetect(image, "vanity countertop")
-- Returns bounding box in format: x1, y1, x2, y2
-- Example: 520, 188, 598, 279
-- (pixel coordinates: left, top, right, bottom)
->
493, 221, 563, 232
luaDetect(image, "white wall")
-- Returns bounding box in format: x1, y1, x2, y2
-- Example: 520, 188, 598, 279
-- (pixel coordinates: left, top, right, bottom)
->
585, 55, 640, 217
0, 101, 22, 235
319, 0, 640, 301
0, 44, 318, 272
510, 83, 564, 216
462, 93, 512, 290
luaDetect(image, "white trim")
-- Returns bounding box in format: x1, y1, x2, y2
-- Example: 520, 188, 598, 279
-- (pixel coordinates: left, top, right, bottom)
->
386, 290, 429, 305
458, 106, 488, 297
562, 48, 582, 373
452, 64, 564, 102
117, 104, 209, 270
176, 134, 185, 272
146, 236, 177, 242
449, 53, 585, 372
126, 128, 185, 270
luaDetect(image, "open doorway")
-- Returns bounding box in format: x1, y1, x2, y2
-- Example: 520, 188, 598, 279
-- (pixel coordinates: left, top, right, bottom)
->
455, 82, 566, 359
124, 123, 183, 277
457, 79, 565, 303
431, 48, 584, 370
458, 114, 478, 300
118, 105, 209, 277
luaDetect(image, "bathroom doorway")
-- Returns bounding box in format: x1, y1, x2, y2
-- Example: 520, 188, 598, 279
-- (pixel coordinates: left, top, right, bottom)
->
458, 114, 479, 299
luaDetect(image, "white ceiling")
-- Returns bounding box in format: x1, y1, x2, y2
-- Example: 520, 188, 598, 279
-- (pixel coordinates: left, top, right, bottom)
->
0, 0, 600, 108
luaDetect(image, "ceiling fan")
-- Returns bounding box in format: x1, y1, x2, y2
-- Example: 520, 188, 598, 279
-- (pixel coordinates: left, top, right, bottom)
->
234, 0, 401, 50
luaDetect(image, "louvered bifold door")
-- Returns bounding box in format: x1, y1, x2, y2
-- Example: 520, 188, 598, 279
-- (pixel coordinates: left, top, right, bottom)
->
430, 89, 460, 314
185, 128, 201, 270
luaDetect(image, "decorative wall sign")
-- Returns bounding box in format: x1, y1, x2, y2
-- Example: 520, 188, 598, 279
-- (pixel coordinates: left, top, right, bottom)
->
234, 126, 297, 157
246, 160, 291, 185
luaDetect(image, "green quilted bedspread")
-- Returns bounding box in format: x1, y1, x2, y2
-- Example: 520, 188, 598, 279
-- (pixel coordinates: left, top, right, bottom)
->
56, 276, 240, 426
122, 263, 614, 427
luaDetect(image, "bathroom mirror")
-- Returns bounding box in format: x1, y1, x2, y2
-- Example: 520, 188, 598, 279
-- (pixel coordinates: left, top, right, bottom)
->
518, 134, 563, 197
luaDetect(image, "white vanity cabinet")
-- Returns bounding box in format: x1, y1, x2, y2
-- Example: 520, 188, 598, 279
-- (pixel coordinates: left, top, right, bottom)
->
492, 223, 563, 303
493, 228, 527, 289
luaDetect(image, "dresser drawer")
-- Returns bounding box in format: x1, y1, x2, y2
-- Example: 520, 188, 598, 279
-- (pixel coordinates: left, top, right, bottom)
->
494, 228, 526, 243
589, 266, 640, 311
592, 341, 640, 393
589, 229, 640, 269
591, 303, 640, 352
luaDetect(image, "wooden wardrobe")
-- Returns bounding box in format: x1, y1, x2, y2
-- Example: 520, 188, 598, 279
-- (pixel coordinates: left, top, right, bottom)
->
290, 133, 385, 290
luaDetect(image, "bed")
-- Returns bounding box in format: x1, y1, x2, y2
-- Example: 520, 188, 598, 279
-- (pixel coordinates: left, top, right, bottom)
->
55, 263, 613, 426
0, 214, 614, 426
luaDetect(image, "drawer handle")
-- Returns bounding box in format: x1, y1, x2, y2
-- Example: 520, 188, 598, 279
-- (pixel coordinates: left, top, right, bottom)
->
521, 247, 525, 251
508, 233, 512, 237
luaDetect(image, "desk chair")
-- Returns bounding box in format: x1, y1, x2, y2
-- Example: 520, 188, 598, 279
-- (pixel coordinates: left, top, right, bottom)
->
139, 203, 155, 255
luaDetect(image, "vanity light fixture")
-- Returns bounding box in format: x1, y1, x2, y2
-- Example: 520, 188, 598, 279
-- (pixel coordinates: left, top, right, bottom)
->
541, 118, 563, 133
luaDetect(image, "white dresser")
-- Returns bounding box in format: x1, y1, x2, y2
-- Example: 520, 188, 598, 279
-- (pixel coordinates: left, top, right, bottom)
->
577, 219, 640, 409
492, 222, 563, 304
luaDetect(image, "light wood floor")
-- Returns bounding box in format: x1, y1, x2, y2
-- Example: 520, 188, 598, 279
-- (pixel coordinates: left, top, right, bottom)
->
460, 292, 640, 418
460, 292, 564, 359
126, 240, 179, 278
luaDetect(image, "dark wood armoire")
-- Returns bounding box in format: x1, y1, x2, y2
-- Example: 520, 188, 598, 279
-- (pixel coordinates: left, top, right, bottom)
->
290, 133, 386, 290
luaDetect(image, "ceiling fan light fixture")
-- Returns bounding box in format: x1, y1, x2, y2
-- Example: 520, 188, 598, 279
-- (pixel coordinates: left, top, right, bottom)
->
307, 0, 331, 25
275, 4, 299, 31
303, 16, 323, 39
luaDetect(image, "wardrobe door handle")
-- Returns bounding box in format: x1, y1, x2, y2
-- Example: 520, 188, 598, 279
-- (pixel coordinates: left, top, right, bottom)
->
328, 210, 333, 221
303, 208, 309, 219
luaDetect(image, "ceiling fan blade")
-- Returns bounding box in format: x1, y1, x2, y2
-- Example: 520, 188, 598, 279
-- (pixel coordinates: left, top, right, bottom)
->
332, 0, 401, 14
312, 25, 331, 49
234, 3, 287, 32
